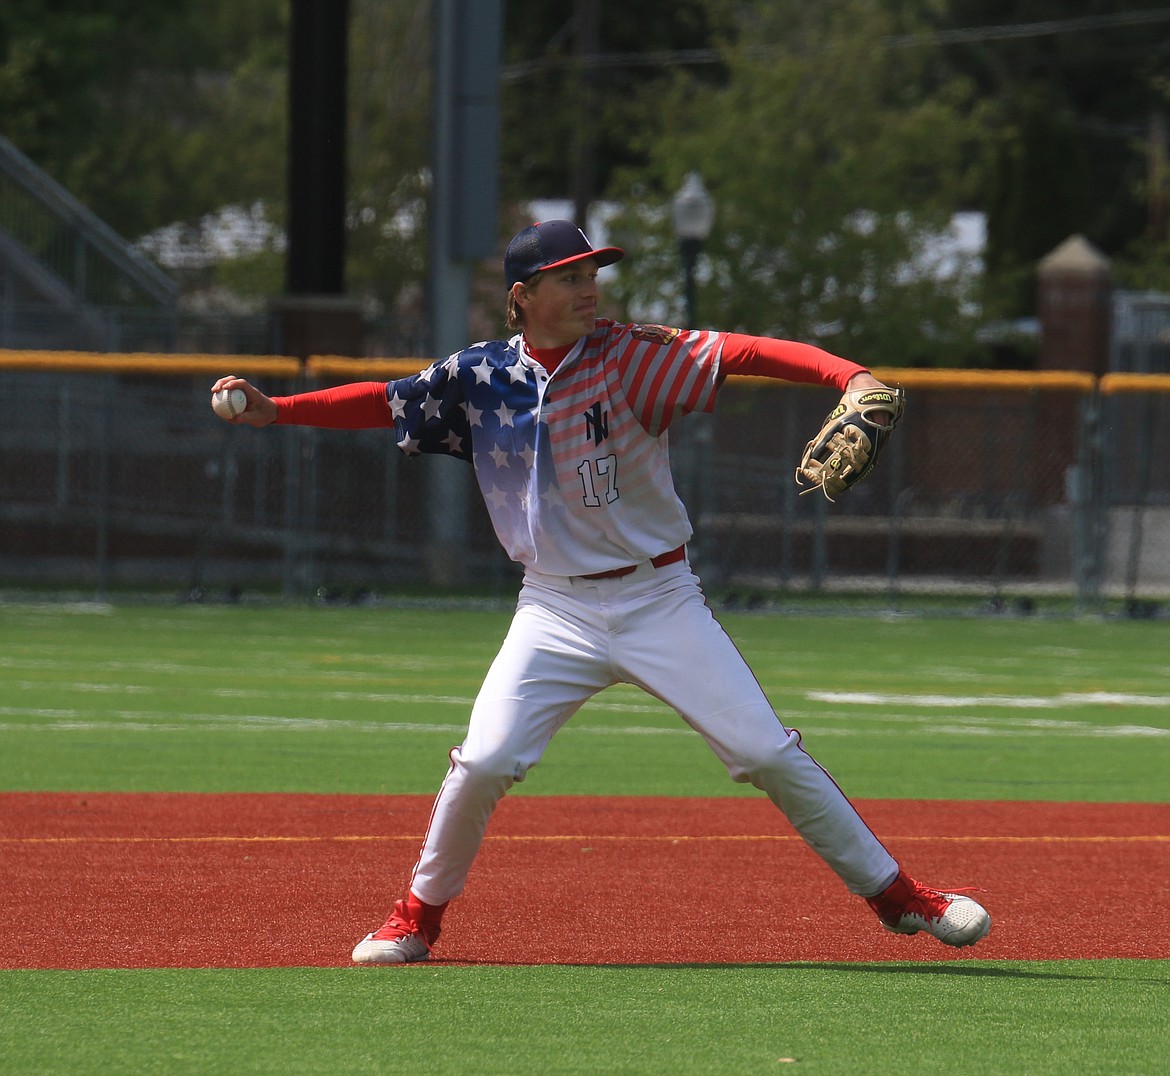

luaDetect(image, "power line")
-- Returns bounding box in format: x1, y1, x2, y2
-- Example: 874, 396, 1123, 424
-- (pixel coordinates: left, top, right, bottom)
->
883, 7, 1170, 47
501, 8, 1170, 82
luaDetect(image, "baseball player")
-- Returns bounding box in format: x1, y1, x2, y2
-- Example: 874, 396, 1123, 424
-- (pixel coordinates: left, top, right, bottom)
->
212, 219, 990, 964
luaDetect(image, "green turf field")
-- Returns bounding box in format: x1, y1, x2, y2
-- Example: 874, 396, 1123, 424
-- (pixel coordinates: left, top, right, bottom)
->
3, 602, 1167, 800
4, 963, 1166, 1074
2, 601, 1168, 1074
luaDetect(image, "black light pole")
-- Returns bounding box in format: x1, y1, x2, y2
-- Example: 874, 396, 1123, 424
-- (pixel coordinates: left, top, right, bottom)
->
680, 236, 700, 327
671, 172, 715, 326
670, 173, 717, 571
286, 0, 348, 298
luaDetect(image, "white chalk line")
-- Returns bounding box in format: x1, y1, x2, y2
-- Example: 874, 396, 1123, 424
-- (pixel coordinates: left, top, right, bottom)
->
0, 705, 1165, 738
810, 690, 1170, 709
1, 681, 1167, 739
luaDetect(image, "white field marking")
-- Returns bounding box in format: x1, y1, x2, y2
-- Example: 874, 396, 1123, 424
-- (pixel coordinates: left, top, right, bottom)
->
0, 657, 208, 676
16, 656, 1162, 717
34, 659, 465, 681
0, 718, 689, 736
14, 601, 116, 615
1, 680, 474, 705
778, 707, 1170, 737
809, 690, 1170, 709
307, 690, 668, 715
799, 692, 1170, 737
1, 680, 672, 716
0, 708, 467, 734
798, 723, 1168, 738
0, 707, 1165, 738
3, 685, 1167, 737
0, 656, 475, 682
5, 680, 157, 695
0, 705, 689, 736
0, 717, 1163, 738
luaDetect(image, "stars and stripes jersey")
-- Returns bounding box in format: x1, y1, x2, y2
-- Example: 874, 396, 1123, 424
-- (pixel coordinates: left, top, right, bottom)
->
382, 318, 722, 576
272, 319, 867, 577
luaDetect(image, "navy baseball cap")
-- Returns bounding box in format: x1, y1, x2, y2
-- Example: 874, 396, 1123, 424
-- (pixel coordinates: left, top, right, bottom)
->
504, 219, 624, 288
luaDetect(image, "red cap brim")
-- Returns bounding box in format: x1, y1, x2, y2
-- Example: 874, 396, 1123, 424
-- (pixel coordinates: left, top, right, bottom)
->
538, 246, 624, 275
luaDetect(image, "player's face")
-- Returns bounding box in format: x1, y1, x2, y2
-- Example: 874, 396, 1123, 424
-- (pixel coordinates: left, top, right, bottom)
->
517, 259, 601, 347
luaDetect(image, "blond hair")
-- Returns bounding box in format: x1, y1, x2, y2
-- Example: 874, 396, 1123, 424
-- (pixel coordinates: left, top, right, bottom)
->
506, 274, 541, 331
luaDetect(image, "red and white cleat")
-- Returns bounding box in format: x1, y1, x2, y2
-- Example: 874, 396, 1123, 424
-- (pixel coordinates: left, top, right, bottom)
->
351, 893, 447, 965
865, 870, 991, 948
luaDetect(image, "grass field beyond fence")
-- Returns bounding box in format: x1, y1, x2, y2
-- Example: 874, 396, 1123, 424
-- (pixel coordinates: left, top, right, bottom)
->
1, 600, 1168, 1074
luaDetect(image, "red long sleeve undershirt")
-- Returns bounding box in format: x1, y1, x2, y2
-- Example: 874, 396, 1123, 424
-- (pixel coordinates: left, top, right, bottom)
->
719, 332, 867, 388
271, 332, 867, 429
273, 381, 393, 428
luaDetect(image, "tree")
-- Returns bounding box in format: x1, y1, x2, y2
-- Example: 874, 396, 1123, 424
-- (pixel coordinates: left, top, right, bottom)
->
341, 0, 432, 323
0, 0, 288, 241
497, 0, 736, 213
937, 0, 1169, 310
7, 0, 1170, 341
604, 1, 988, 366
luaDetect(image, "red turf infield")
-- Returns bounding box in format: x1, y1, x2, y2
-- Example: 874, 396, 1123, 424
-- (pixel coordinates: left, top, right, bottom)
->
2, 793, 1167, 968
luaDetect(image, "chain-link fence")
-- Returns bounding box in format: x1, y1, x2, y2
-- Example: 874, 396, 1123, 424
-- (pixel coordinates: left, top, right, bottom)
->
3, 353, 1169, 612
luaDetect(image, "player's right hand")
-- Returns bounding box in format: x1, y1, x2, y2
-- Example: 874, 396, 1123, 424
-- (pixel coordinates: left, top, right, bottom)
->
210, 376, 279, 427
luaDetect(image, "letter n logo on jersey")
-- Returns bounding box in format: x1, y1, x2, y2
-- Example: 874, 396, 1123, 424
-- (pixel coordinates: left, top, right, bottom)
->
583, 401, 609, 446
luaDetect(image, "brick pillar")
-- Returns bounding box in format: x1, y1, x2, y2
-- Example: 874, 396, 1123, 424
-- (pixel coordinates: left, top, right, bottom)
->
1035, 237, 1110, 584
1037, 235, 1112, 375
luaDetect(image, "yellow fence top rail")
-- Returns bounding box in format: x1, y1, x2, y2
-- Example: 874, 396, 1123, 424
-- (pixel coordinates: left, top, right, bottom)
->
870, 368, 1097, 392
1099, 372, 1170, 394
306, 356, 431, 379
713, 367, 1099, 392
7, 349, 1170, 394
0, 351, 301, 377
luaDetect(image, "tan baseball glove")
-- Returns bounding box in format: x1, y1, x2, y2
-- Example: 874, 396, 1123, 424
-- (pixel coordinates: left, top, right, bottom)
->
795, 386, 905, 501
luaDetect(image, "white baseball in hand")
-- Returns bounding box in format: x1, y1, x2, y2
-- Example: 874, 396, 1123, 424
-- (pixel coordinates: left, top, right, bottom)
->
213, 387, 248, 420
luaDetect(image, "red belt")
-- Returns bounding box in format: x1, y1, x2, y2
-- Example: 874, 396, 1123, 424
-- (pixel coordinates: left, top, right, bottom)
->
580, 545, 687, 580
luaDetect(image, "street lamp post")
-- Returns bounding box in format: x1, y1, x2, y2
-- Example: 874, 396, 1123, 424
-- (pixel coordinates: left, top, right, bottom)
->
670, 173, 718, 575
671, 172, 716, 326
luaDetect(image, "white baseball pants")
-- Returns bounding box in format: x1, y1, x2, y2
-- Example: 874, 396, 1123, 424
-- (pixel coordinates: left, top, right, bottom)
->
408, 560, 899, 904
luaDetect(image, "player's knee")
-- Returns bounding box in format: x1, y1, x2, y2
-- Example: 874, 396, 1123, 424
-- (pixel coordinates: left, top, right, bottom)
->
726, 730, 802, 785
455, 745, 531, 787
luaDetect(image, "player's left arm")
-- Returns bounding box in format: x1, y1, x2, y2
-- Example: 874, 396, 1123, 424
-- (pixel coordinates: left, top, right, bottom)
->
717, 333, 863, 388
718, 334, 894, 426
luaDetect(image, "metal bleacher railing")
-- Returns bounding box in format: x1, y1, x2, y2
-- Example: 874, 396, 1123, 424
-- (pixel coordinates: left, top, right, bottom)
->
0, 135, 179, 352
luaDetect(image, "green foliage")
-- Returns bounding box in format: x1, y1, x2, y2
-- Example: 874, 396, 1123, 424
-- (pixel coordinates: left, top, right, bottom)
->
343, 0, 431, 313
941, 0, 1167, 311
1113, 76, 1170, 292
0, 0, 288, 241
497, 0, 735, 205
978, 86, 1094, 314
605, 2, 988, 365
212, 248, 285, 301
1115, 237, 1170, 293
4, 0, 1167, 349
